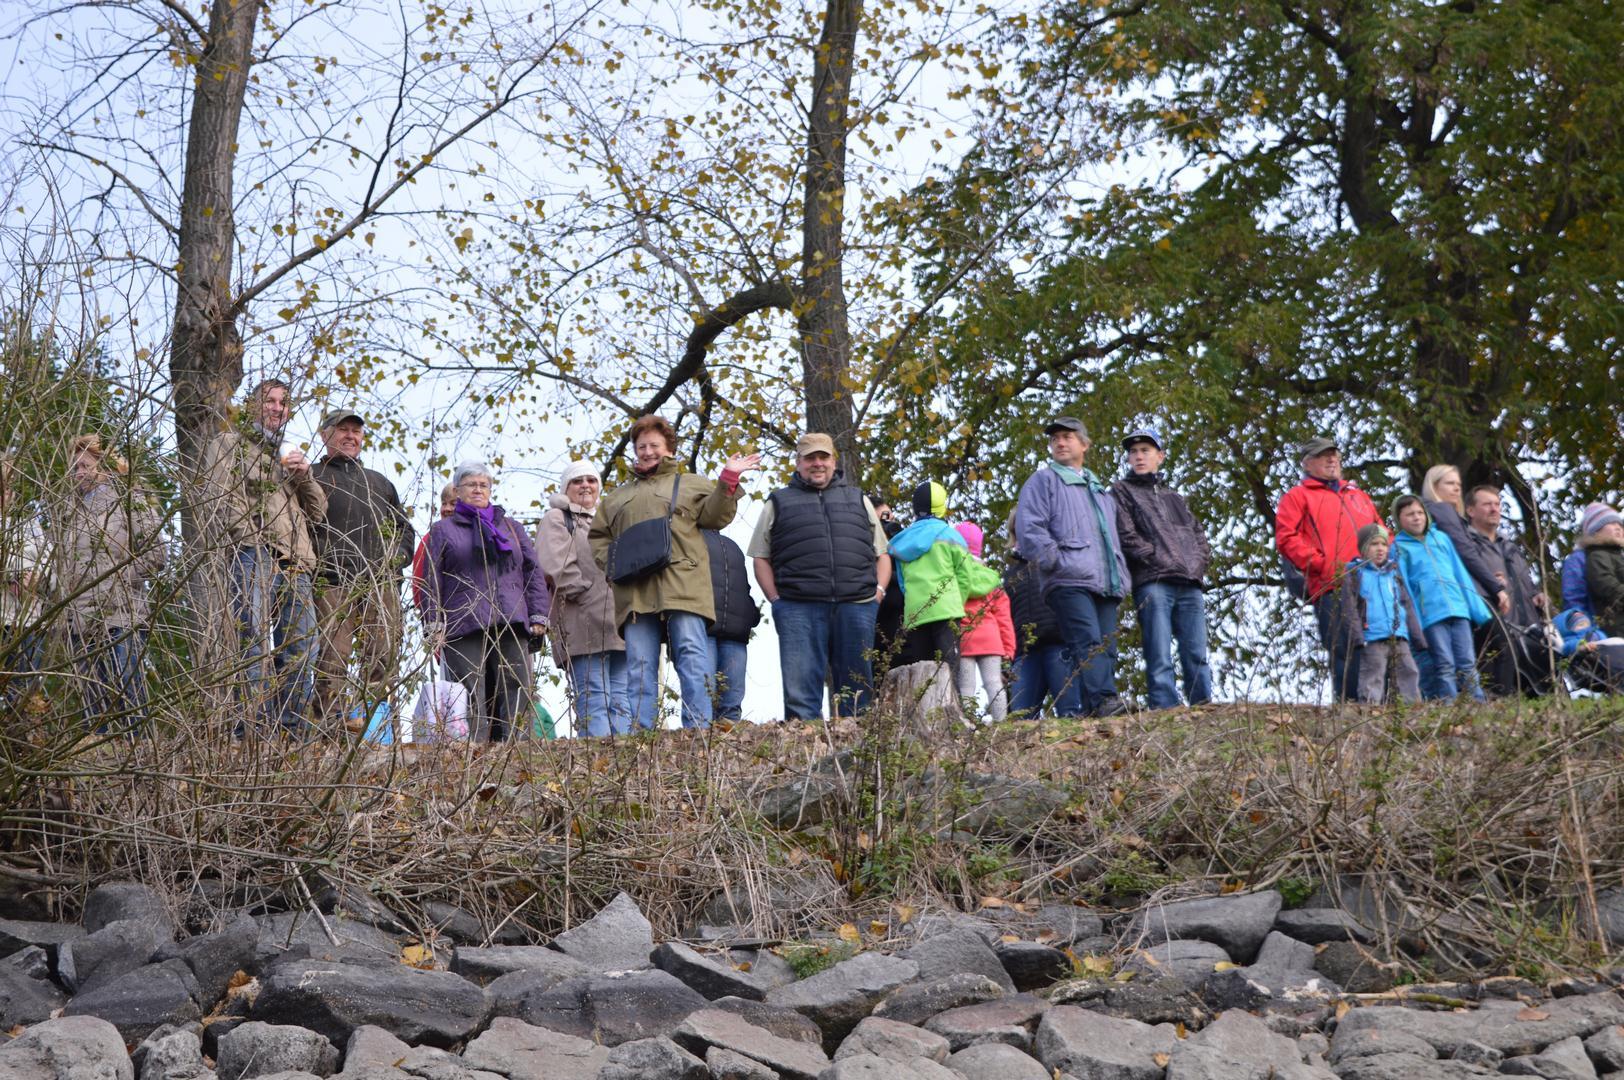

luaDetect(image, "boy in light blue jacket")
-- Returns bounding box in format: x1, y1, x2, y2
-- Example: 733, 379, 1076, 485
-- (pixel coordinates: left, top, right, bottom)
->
1392, 495, 1492, 702
1334, 524, 1425, 703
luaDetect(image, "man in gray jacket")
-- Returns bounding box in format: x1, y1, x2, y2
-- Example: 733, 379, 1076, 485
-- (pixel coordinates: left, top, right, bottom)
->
310, 407, 415, 733
1013, 416, 1132, 718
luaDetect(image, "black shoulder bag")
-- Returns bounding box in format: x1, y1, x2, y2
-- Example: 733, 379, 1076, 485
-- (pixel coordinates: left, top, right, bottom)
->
606, 473, 682, 585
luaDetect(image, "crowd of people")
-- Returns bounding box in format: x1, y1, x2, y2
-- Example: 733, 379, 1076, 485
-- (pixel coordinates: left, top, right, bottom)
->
2, 380, 1621, 739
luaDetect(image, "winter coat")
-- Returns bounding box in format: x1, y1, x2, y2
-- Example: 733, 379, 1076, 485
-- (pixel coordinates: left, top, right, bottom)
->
1275, 476, 1381, 601
704, 530, 761, 643
1553, 608, 1605, 658
51, 481, 167, 633
534, 493, 623, 659
1448, 515, 1545, 625
0, 503, 49, 629
762, 472, 878, 603
1586, 536, 1624, 638
310, 454, 415, 585
1561, 550, 1591, 615
1393, 526, 1494, 629
1003, 553, 1063, 655
1112, 471, 1211, 588
1332, 558, 1425, 646
1013, 466, 1132, 599
1426, 500, 1505, 604
198, 428, 327, 571
421, 506, 551, 641
960, 589, 1015, 659
887, 519, 1001, 627
589, 457, 740, 627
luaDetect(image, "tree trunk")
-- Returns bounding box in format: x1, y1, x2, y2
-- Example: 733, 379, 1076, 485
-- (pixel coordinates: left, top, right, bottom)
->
170, 0, 262, 544
799, 0, 861, 481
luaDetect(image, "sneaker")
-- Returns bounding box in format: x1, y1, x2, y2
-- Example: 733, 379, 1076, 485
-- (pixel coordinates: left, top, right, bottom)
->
1092, 696, 1129, 719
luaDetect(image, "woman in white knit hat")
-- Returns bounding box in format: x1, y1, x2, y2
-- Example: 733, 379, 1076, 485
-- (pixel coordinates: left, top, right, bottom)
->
534, 459, 628, 735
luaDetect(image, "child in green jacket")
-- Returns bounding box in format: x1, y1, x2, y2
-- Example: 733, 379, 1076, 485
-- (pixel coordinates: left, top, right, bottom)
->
888, 481, 1001, 667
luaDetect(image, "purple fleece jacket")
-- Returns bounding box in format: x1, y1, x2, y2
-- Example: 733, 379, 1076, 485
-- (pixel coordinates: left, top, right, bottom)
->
422, 508, 551, 640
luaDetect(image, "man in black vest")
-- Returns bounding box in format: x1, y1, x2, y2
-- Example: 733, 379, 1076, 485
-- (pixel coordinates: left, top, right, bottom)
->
750, 433, 891, 720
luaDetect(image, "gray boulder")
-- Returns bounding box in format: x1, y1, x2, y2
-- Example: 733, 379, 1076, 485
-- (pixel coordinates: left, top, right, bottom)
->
705, 1046, 778, 1079
215, 1022, 338, 1079
547, 892, 653, 971
834, 1016, 949, 1063
159, 913, 259, 1011
651, 941, 769, 1001
951, 775, 1069, 839
1501, 1035, 1599, 1080
766, 951, 919, 1053
754, 753, 851, 829
0, 1014, 134, 1080
704, 995, 825, 1044
1597, 889, 1624, 949
1203, 930, 1338, 1010
251, 960, 487, 1049
1033, 1005, 1177, 1080
1273, 907, 1373, 944
1327, 1025, 1438, 1064
871, 973, 1004, 1027
817, 1053, 958, 1079
1586, 1025, 1624, 1072
597, 1036, 708, 1080
906, 929, 1015, 993
1131, 890, 1283, 963
0, 948, 69, 1028
450, 944, 587, 986
922, 993, 1049, 1052
84, 882, 174, 936
134, 1026, 211, 1080
673, 1006, 832, 1080
722, 948, 797, 991
1052, 975, 1210, 1028
944, 1042, 1050, 1080
0, 917, 85, 958
62, 958, 203, 1043
487, 969, 705, 1046
461, 1017, 608, 1079
992, 940, 1070, 991
252, 914, 400, 972
1334, 1053, 1495, 1079
309, 881, 403, 935
1122, 939, 1232, 990
1332, 996, 1624, 1059
1163, 1008, 1338, 1079
336, 1025, 411, 1070
1312, 941, 1396, 993
59, 917, 166, 993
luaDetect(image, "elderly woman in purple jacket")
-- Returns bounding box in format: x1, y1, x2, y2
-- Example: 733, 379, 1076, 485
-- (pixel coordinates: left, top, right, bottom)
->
421, 461, 551, 741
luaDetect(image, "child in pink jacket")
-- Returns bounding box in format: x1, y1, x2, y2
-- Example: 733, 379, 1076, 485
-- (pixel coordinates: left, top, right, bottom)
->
956, 522, 1016, 722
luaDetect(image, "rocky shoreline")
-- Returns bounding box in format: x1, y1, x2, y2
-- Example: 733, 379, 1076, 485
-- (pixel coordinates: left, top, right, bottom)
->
3, 881, 1623, 1078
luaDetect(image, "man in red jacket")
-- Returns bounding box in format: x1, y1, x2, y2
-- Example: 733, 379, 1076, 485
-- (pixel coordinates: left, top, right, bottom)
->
1275, 437, 1381, 702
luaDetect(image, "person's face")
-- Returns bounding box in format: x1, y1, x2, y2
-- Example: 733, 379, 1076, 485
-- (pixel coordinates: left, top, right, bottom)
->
1049, 430, 1088, 467
874, 503, 893, 523
72, 450, 103, 494
457, 474, 492, 509
1397, 502, 1428, 536
567, 475, 601, 509
1364, 537, 1390, 565
1434, 469, 1461, 504
796, 450, 835, 488
633, 431, 672, 471
1468, 490, 1503, 532
1598, 522, 1624, 545
1125, 441, 1165, 476
257, 387, 290, 432
321, 418, 364, 459
439, 489, 457, 518
1303, 449, 1342, 482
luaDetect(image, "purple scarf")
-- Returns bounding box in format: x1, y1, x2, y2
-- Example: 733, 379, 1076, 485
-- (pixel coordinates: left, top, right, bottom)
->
455, 500, 514, 554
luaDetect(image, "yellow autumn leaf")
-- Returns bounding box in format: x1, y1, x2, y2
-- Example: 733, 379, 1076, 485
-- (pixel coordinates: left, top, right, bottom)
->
401, 944, 434, 968
1081, 954, 1112, 975
837, 923, 862, 946
1153, 1052, 1171, 1067
1213, 961, 1240, 971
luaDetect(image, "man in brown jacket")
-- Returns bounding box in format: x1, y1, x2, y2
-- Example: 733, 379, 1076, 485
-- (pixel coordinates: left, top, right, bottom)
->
198, 379, 327, 732
535, 460, 627, 736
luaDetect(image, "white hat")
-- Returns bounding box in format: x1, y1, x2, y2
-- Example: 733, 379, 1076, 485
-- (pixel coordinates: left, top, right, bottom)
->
559, 459, 601, 487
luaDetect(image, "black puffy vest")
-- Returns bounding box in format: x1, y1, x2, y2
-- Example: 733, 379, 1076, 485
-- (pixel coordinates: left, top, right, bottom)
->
768, 473, 878, 603
704, 530, 762, 643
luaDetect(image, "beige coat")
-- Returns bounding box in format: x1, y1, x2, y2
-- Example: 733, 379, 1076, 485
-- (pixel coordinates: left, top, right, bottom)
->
53, 481, 167, 632
534, 493, 623, 658
199, 428, 327, 570
589, 457, 739, 627
0, 505, 49, 628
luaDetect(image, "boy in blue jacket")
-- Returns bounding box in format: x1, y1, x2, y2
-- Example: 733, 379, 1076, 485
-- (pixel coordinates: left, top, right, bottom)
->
1335, 524, 1424, 703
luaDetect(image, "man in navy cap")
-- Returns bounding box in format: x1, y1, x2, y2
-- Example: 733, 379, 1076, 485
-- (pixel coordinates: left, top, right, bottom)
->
1112, 426, 1213, 709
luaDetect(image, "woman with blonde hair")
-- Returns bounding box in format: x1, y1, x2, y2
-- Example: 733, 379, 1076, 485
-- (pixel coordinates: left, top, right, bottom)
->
54, 434, 167, 729
1420, 464, 1510, 618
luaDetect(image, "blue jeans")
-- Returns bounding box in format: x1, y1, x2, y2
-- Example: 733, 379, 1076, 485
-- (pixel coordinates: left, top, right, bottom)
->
1134, 581, 1213, 709
566, 649, 629, 736
772, 598, 879, 720
1420, 617, 1485, 701
709, 637, 748, 723
1313, 592, 1360, 703
0, 627, 44, 713
70, 627, 150, 731
231, 546, 318, 734
1008, 644, 1085, 718
623, 612, 713, 730
1045, 587, 1120, 715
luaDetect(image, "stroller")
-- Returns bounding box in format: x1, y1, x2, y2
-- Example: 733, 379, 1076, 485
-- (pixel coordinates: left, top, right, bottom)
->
1553, 608, 1624, 695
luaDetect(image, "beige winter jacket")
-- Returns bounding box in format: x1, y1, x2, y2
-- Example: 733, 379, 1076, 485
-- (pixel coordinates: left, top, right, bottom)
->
198, 428, 327, 570
534, 493, 624, 659
52, 481, 167, 632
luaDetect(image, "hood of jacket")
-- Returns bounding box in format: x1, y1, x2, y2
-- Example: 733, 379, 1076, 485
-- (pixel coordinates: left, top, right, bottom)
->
889, 517, 965, 563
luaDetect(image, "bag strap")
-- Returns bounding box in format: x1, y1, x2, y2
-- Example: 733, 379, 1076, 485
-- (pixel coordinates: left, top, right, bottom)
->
666, 472, 683, 521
